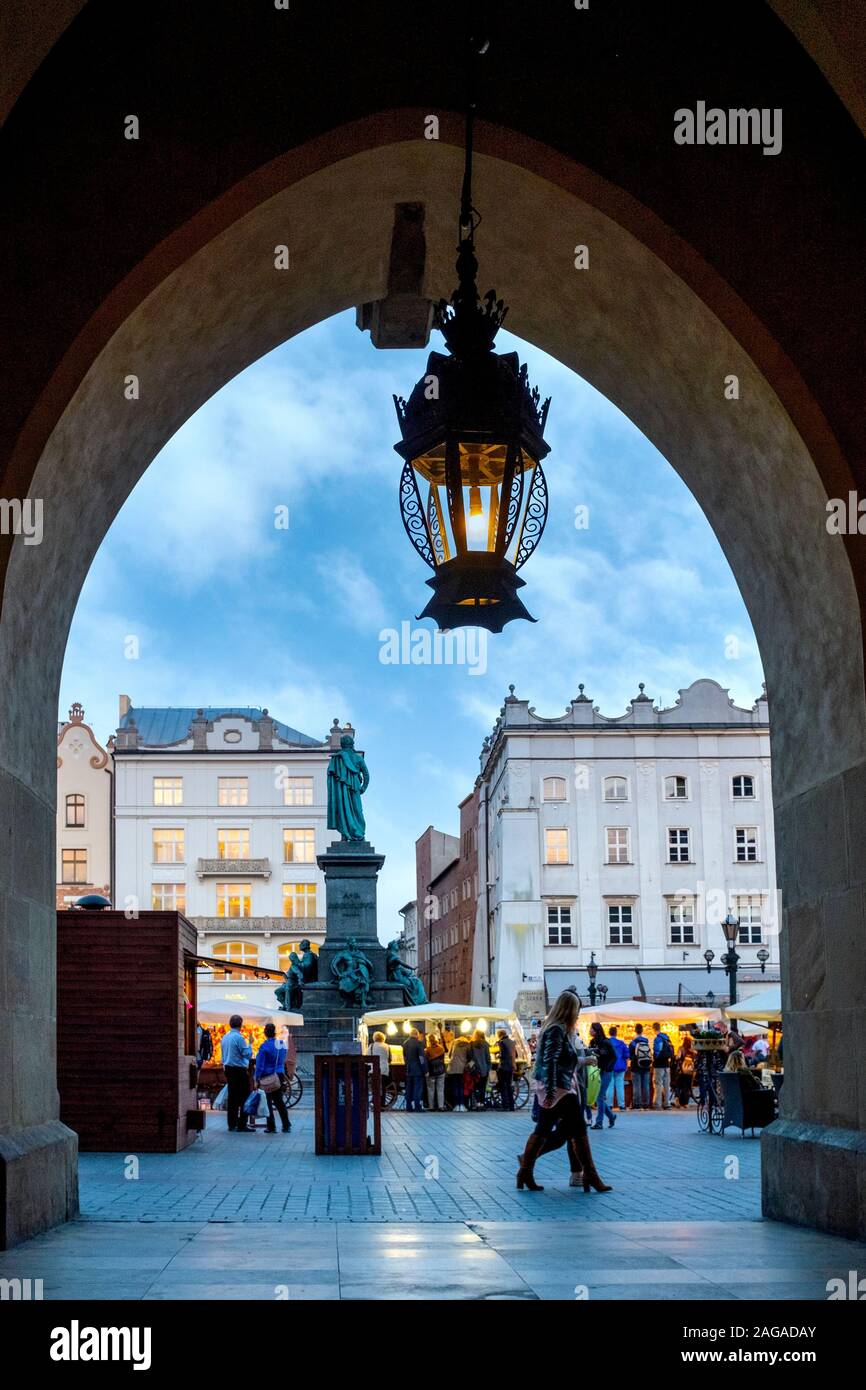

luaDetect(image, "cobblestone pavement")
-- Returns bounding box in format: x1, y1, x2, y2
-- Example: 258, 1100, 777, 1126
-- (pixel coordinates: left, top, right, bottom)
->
75, 1106, 761, 1224
2, 1108, 864, 1299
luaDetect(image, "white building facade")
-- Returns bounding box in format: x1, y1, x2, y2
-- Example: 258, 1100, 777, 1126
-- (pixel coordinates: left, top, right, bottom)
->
473, 680, 780, 1014
114, 700, 348, 979
56, 702, 113, 908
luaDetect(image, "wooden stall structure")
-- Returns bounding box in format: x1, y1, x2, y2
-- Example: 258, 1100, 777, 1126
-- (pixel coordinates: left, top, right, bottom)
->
57, 909, 199, 1152
314, 1054, 381, 1155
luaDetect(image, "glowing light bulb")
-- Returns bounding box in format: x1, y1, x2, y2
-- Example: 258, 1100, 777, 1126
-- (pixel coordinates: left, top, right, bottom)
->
477, 1017, 488, 1033
386, 1021, 397, 1036
460, 1019, 472, 1034
402, 1020, 412, 1034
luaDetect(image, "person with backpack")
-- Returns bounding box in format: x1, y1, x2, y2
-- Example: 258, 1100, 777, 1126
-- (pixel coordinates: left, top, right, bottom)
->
608, 1026, 630, 1111
652, 1021, 674, 1109
628, 1024, 652, 1109
675, 1034, 696, 1106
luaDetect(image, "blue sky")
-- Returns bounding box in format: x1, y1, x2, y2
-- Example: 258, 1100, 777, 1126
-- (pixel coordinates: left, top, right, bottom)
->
60, 310, 764, 933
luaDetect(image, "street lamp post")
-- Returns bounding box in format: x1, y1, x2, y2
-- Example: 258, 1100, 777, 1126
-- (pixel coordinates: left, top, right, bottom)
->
586, 950, 599, 1007
720, 911, 741, 1007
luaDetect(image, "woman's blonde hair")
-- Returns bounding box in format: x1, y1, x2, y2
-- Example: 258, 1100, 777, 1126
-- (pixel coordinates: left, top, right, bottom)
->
372, 1031, 385, 1043
724, 1049, 747, 1072
543, 990, 581, 1035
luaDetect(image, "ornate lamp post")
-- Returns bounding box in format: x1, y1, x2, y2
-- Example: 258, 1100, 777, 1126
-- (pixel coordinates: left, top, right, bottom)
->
586, 950, 599, 1007
720, 910, 742, 1006
392, 33, 552, 631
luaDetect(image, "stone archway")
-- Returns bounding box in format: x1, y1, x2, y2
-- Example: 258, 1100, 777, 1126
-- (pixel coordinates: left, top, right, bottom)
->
2, 3, 865, 1247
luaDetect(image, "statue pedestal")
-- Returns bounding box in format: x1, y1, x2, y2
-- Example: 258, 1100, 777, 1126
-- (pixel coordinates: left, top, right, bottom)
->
298, 839, 403, 1053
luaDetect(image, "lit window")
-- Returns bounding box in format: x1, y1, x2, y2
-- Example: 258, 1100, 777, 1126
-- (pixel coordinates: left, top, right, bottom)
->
65, 793, 85, 828
605, 827, 629, 864
732, 774, 755, 799
735, 827, 758, 862
153, 776, 183, 806
216, 882, 251, 917
667, 827, 690, 862
61, 847, 88, 884
735, 895, 763, 944
664, 775, 688, 800
218, 776, 248, 806
278, 940, 319, 970
153, 827, 185, 863
282, 776, 313, 806
283, 882, 317, 919
545, 828, 569, 864
212, 940, 258, 980
283, 827, 315, 863
217, 828, 250, 859
547, 905, 573, 945
607, 903, 634, 945
152, 882, 186, 912
604, 776, 628, 802
543, 776, 567, 801
668, 899, 696, 944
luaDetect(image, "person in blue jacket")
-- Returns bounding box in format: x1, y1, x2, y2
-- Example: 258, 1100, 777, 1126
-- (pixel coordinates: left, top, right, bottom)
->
255, 1022, 290, 1133
608, 1026, 630, 1111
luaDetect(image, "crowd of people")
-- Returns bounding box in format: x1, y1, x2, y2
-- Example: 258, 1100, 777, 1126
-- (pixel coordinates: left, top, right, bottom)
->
216, 1015, 294, 1134
370, 1025, 519, 1111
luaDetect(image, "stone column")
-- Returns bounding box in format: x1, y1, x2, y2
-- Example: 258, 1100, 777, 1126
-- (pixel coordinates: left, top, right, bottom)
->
761, 758, 866, 1240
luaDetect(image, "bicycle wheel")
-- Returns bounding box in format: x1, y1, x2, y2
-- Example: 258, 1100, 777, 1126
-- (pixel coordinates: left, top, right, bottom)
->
381, 1079, 398, 1110
285, 1074, 304, 1109
513, 1076, 530, 1109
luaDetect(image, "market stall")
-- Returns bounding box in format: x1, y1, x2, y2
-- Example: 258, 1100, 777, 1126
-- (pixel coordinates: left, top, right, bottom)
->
576, 998, 722, 1050
358, 1004, 531, 1108
724, 985, 783, 1076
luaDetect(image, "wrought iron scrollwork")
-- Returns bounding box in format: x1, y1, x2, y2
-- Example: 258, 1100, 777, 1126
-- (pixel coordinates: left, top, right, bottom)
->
514, 462, 549, 570
398, 460, 436, 569
428, 487, 448, 566
500, 451, 526, 557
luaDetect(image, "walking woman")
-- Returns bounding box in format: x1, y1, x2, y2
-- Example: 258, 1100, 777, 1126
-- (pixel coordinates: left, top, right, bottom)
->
589, 1022, 617, 1130
254, 1022, 290, 1134
516, 991, 611, 1194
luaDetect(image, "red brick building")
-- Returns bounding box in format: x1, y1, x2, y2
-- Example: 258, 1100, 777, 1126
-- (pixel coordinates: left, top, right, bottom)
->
415, 789, 479, 1002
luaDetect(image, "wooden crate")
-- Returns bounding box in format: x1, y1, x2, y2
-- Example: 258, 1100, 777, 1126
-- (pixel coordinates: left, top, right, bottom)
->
57, 910, 199, 1152
314, 1055, 381, 1155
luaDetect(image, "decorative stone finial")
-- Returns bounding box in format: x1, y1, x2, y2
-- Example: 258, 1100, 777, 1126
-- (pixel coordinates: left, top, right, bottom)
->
69, 702, 84, 723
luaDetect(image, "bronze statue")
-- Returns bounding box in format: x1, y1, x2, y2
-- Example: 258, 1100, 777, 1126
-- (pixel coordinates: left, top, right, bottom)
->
327, 733, 369, 842
386, 939, 428, 1006
275, 951, 304, 1012
298, 938, 318, 983
330, 935, 373, 1009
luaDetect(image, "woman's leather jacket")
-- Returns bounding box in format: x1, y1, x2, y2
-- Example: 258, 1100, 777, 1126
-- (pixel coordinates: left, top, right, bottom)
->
532, 1022, 580, 1101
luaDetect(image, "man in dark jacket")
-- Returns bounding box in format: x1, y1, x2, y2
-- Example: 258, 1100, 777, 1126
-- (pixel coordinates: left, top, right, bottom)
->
495, 1028, 516, 1110
402, 1028, 427, 1112
608, 1026, 629, 1111
652, 1022, 674, 1109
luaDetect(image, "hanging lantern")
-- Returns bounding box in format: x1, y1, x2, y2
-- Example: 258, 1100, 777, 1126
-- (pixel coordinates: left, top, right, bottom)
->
392, 36, 552, 632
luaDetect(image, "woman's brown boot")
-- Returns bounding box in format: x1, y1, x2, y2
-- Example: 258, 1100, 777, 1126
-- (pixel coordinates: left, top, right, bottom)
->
573, 1131, 612, 1193
516, 1134, 546, 1191
567, 1138, 585, 1187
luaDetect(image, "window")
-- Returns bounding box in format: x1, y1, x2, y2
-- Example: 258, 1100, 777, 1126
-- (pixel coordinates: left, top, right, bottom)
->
735, 827, 758, 862
543, 776, 567, 801
604, 776, 628, 801
462, 919, 470, 941
216, 882, 251, 918
152, 882, 186, 912
545, 828, 569, 864
607, 903, 634, 945
735, 895, 763, 944
667, 827, 691, 862
605, 827, 630, 864
64, 793, 85, 828
664, 775, 688, 800
547, 905, 573, 945
61, 847, 87, 883
153, 776, 182, 806
732, 774, 755, 799
283, 882, 317, 918
212, 940, 258, 979
283, 776, 313, 806
283, 827, 315, 863
218, 776, 248, 806
152, 827, 184, 863
217, 827, 250, 860
668, 898, 696, 944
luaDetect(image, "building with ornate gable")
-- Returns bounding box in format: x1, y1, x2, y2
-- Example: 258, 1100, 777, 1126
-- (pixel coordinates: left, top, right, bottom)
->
472, 679, 780, 1016
56, 703, 113, 909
